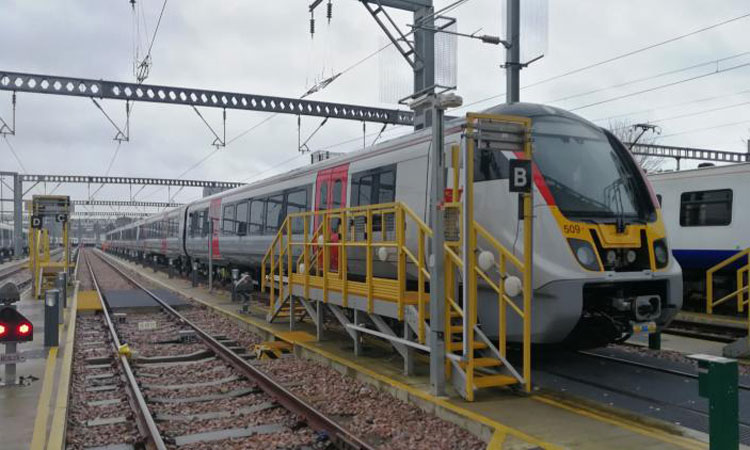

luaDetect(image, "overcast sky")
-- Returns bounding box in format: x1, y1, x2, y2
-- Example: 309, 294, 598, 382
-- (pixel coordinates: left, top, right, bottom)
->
1, 0, 748, 212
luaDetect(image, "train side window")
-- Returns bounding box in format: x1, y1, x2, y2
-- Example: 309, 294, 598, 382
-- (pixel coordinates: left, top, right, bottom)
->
222, 204, 236, 235
351, 165, 397, 232
235, 201, 248, 235
357, 175, 373, 205
200, 209, 209, 237
286, 188, 309, 234
265, 194, 284, 234
189, 212, 199, 237
332, 180, 343, 210
249, 199, 265, 235
318, 181, 329, 210
474, 148, 510, 182
679, 189, 732, 227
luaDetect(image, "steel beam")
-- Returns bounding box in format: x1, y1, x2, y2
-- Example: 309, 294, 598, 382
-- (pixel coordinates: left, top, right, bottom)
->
0, 70, 414, 126
19, 174, 242, 189
628, 143, 750, 164
71, 200, 183, 208
71, 212, 150, 218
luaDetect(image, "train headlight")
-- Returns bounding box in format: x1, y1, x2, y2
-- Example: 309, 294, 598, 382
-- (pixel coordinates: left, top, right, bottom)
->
653, 239, 669, 268
626, 250, 637, 264
568, 239, 600, 271
606, 250, 617, 264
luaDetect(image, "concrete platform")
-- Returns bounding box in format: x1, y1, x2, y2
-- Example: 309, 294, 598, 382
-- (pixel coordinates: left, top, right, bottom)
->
101, 251, 714, 450
0, 280, 77, 450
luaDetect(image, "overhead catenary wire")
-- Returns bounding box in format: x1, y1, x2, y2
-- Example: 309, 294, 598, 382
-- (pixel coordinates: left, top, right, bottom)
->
548, 51, 750, 105
454, 11, 750, 112
2, 136, 27, 173
149, 0, 475, 190
568, 61, 750, 112
591, 88, 750, 123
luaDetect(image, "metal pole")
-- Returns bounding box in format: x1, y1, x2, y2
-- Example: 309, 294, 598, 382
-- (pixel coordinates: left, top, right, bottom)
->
44, 290, 60, 347
413, 4, 435, 130
428, 99, 446, 396
12, 174, 22, 258
208, 219, 213, 292
505, 0, 520, 104
4, 341, 16, 385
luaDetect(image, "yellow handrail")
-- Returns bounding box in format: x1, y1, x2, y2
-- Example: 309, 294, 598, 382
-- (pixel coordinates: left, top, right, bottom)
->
262, 201, 433, 340
706, 248, 750, 314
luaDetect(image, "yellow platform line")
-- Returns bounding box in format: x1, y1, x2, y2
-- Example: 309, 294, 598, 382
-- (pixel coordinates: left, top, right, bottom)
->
29, 347, 58, 450
46, 282, 79, 450
534, 396, 706, 450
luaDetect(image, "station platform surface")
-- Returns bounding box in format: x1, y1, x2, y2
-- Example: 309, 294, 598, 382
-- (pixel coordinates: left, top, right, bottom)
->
102, 252, 715, 450
0, 277, 77, 450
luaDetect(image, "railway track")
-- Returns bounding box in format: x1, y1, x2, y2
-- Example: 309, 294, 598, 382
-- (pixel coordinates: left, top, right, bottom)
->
534, 346, 750, 444
0, 248, 67, 290
665, 318, 747, 343
76, 249, 374, 449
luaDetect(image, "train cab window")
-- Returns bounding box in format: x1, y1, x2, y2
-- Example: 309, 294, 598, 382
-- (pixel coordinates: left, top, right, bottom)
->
222, 204, 236, 235
680, 189, 732, 227
286, 188, 309, 234
474, 147, 510, 182
235, 201, 248, 235
265, 194, 285, 234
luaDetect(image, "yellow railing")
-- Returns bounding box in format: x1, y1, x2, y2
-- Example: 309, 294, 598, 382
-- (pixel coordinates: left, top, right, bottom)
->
706, 248, 749, 336
261, 201, 433, 342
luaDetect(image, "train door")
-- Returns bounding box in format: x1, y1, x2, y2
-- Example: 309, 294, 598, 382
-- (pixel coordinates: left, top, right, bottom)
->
315, 164, 349, 272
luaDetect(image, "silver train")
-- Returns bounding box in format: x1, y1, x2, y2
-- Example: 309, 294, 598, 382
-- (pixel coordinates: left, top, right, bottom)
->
104, 103, 682, 345
0, 222, 28, 260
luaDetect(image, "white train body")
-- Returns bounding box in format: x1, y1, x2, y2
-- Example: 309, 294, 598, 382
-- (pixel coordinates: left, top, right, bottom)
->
105, 103, 683, 345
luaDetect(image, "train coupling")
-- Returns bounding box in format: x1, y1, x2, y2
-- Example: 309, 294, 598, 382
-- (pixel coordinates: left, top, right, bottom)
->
612, 294, 662, 322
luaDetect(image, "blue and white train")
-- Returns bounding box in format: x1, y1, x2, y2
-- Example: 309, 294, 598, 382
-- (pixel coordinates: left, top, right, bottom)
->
649, 162, 750, 309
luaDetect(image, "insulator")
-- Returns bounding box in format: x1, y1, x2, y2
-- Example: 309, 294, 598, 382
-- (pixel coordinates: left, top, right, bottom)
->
327, 0, 333, 23
310, 15, 315, 37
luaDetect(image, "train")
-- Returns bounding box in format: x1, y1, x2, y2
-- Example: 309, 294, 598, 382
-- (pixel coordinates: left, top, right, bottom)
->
104, 102, 683, 345
0, 222, 28, 260
649, 162, 750, 311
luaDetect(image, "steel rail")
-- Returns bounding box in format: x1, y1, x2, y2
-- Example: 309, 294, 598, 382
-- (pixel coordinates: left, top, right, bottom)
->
83, 251, 168, 450
91, 249, 375, 450
576, 349, 750, 391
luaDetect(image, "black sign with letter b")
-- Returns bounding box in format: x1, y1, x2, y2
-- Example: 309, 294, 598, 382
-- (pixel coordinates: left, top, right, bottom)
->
509, 159, 532, 193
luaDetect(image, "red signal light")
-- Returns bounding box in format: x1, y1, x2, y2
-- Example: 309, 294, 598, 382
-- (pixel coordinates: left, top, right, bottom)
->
17, 323, 31, 336
0, 324, 6, 337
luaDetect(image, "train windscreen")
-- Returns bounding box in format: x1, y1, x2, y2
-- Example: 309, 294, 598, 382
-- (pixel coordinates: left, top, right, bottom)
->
532, 116, 654, 223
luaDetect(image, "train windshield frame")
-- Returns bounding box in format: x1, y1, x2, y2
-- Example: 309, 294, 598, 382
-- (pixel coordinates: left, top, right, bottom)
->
531, 115, 656, 224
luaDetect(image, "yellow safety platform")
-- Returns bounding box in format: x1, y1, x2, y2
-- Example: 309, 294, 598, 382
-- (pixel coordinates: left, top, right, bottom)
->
77, 290, 103, 311
262, 113, 534, 400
